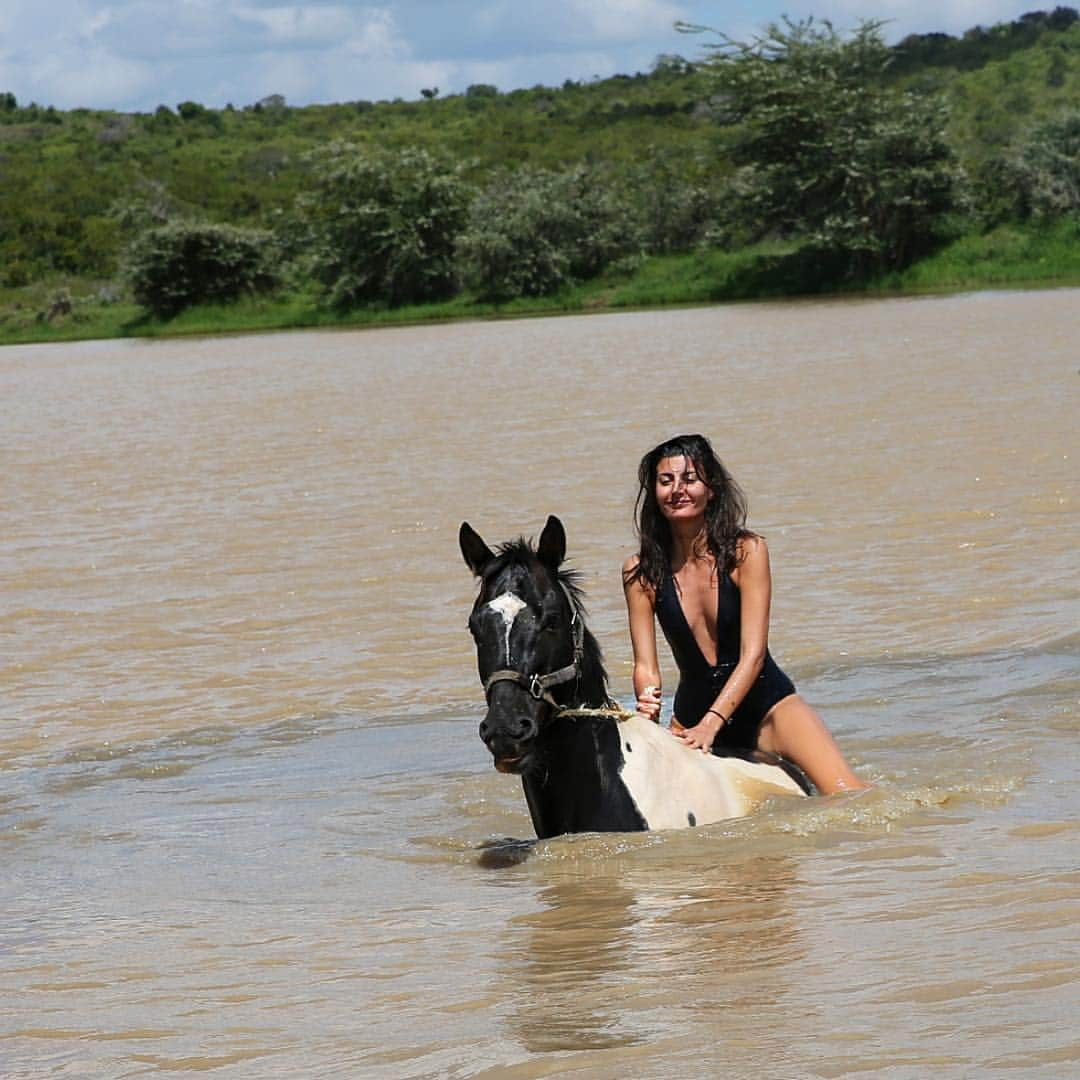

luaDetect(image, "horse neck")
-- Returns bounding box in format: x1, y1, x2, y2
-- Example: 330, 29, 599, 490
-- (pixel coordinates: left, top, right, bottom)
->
566, 628, 609, 710
522, 719, 607, 838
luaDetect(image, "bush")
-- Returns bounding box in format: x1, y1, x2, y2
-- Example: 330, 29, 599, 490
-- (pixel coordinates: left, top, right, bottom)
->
125, 221, 280, 318
457, 165, 644, 301
1008, 110, 1080, 217
297, 143, 471, 309
3, 261, 30, 288
626, 154, 722, 253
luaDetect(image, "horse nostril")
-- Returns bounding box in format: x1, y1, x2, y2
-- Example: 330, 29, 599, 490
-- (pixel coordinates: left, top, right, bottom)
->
479, 710, 536, 747
509, 714, 536, 741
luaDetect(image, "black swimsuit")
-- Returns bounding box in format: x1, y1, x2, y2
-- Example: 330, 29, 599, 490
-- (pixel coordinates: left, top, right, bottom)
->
655, 569, 796, 751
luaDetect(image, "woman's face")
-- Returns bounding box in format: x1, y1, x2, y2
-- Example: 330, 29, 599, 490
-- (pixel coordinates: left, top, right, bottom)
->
654, 454, 711, 522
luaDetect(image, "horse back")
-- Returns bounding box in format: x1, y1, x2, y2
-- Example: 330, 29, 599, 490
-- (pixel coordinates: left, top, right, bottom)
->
615, 714, 806, 830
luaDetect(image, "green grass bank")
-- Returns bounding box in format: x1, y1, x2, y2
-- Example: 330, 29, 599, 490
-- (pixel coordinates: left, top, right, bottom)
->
3, 218, 1077, 348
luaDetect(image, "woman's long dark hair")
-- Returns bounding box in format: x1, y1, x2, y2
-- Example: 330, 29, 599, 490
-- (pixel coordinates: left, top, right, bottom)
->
626, 434, 754, 589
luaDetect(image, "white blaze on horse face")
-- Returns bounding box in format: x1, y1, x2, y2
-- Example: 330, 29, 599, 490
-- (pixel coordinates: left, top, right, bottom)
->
487, 592, 527, 664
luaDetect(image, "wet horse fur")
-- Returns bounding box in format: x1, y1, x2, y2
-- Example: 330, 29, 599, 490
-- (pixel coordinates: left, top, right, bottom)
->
460, 516, 808, 840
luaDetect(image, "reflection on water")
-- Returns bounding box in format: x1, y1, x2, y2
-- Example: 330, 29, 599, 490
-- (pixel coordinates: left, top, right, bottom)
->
486, 839, 814, 1076
2, 290, 1078, 1076
509, 877, 645, 1052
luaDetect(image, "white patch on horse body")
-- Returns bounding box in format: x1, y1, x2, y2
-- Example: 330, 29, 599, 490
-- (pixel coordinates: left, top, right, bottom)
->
487, 592, 527, 664
614, 714, 805, 829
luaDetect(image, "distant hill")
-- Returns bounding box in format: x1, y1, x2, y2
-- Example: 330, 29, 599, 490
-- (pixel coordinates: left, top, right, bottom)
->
0, 9, 1077, 290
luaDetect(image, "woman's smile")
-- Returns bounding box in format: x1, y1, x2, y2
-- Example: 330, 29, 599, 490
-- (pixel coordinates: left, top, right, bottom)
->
655, 454, 711, 520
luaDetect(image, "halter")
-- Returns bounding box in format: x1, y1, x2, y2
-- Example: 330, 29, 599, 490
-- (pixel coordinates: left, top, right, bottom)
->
481, 581, 585, 709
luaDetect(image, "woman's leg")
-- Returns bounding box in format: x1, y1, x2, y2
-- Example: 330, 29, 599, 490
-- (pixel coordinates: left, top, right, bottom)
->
757, 695, 868, 794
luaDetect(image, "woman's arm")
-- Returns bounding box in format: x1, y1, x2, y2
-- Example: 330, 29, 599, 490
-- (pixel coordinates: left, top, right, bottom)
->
622, 554, 663, 721
674, 537, 772, 750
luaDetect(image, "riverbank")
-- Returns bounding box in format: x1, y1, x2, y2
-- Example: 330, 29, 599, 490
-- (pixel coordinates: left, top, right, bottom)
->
3, 218, 1078, 347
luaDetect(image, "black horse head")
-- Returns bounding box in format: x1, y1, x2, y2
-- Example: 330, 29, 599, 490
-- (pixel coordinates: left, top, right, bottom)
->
460, 515, 608, 775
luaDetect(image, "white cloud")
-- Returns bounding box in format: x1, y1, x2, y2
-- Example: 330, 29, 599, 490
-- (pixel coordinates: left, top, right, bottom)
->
23, 45, 155, 110
341, 8, 409, 60
83, 7, 116, 38
238, 4, 399, 50
240, 5, 356, 46
566, 0, 686, 44
458, 0, 689, 54
0, 0, 1052, 112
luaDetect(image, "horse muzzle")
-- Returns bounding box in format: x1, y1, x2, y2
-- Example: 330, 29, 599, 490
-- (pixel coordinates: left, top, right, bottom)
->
479, 707, 541, 774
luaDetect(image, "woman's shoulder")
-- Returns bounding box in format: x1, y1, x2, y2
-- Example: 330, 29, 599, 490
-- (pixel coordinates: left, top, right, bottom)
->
733, 531, 771, 578
622, 552, 659, 600
736, 531, 767, 559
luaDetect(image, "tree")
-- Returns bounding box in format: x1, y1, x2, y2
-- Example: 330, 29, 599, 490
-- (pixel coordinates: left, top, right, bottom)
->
692, 18, 961, 277
457, 165, 643, 301
125, 222, 280, 318
297, 143, 471, 309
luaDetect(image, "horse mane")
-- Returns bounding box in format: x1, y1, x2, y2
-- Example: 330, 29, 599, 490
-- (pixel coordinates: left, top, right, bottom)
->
486, 537, 610, 708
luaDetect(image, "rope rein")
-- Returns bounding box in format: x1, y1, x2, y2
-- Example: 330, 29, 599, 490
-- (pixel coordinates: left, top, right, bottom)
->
553, 702, 637, 722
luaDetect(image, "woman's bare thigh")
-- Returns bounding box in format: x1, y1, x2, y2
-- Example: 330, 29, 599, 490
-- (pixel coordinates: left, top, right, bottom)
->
757, 694, 868, 794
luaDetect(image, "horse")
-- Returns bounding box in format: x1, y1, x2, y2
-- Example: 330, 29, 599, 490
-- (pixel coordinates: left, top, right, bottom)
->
460, 515, 809, 840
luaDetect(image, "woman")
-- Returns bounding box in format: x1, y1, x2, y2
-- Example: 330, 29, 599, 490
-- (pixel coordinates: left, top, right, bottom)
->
623, 434, 867, 795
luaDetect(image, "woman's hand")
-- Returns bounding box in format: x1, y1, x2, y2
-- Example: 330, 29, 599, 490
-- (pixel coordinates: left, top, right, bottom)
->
672, 714, 721, 753
636, 685, 662, 722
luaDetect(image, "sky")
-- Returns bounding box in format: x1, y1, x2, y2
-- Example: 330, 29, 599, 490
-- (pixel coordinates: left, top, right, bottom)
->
1, 0, 1035, 113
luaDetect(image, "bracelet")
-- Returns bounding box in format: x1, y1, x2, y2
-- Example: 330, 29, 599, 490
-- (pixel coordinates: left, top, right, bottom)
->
706, 708, 729, 726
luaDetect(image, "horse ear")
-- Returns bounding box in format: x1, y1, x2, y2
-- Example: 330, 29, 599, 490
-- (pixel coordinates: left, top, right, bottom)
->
537, 515, 566, 569
459, 522, 495, 576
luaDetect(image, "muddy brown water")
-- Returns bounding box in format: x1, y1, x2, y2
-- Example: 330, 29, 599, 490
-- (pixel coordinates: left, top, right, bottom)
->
1, 289, 1077, 1078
